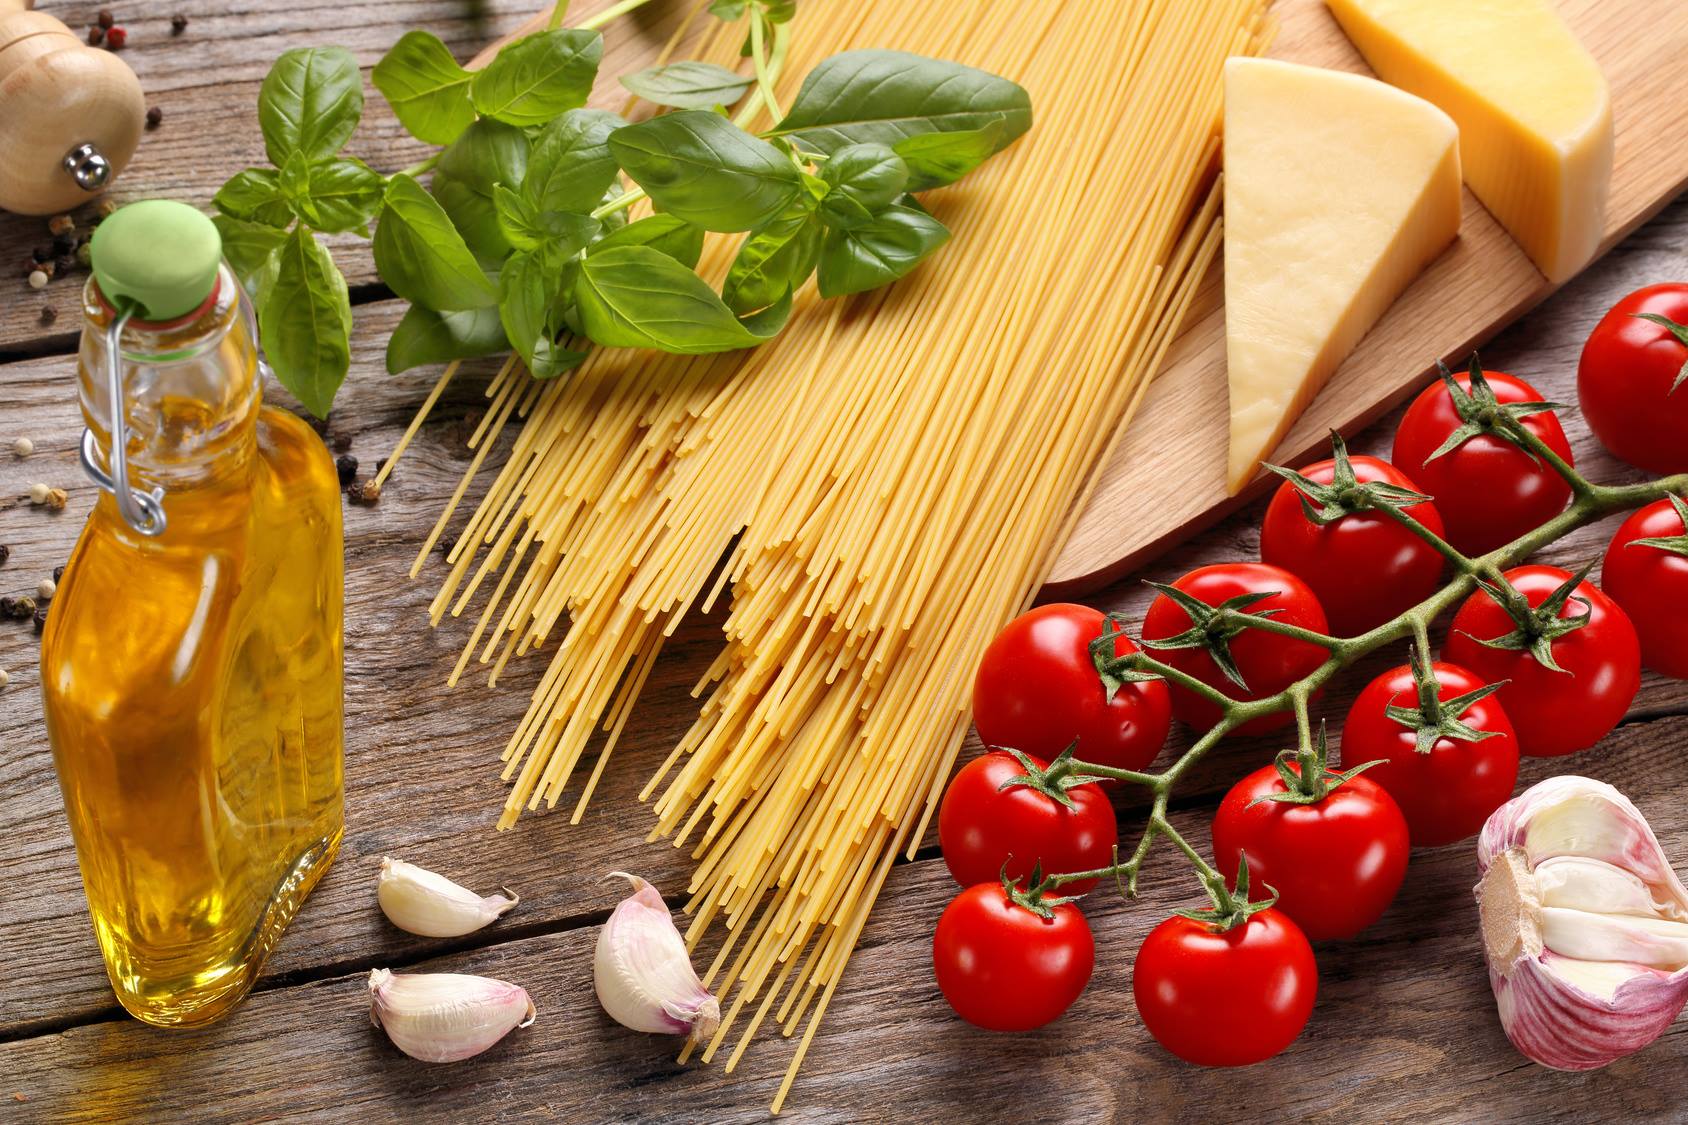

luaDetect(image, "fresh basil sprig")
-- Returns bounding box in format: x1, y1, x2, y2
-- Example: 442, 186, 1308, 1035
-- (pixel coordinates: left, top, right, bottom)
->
215, 11, 1031, 416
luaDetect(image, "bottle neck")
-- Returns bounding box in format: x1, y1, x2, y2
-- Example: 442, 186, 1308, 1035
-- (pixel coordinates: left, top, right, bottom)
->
78, 265, 262, 495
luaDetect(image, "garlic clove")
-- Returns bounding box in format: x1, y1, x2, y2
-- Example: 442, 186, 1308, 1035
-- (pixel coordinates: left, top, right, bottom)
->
1476, 776, 1688, 1071
594, 872, 720, 1042
377, 857, 518, 938
367, 968, 536, 1063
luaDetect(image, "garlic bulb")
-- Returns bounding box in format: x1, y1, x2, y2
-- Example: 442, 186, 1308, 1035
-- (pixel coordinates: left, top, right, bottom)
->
594, 873, 720, 1042
1476, 776, 1688, 1070
377, 857, 518, 938
367, 969, 536, 1063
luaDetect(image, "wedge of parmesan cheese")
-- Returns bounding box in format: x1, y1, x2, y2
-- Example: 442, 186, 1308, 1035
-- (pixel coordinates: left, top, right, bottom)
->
1223, 58, 1461, 492
1327, 0, 1612, 286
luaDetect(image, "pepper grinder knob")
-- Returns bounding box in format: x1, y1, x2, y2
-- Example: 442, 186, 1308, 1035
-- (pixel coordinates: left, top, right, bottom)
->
0, 2, 146, 215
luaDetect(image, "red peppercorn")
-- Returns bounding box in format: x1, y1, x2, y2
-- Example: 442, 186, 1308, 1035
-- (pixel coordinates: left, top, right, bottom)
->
106, 26, 127, 50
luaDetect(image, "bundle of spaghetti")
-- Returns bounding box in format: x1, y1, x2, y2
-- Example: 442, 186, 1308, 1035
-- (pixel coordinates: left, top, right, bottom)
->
401, 0, 1270, 1108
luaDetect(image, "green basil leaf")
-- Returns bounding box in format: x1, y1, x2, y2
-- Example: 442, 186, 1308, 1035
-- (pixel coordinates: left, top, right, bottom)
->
770, 50, 1030, 157
609, 110, 802, 232
708, 0, 747, 18
575, 245, 785, 353
816, 202, 949, 298
433, 119, 531, 265
494, 184, 600, 254
297, 158, 386, 234
258, 47, 363, 167
470, 29, 602, 127
260, 227, 351, 418
817, 142, 908, 230
278, 152, 313, 205
372, 29, 476, 146
212, 214, 287, 299
386, 304, 509, 374
621, 61, 754, 110
213, 168, 293, 228
498, 248, 551, 371
589, 214, 705, 268
892, 117, 1005, 191
374, 173, 498, 311
761, 0, 796, 23
723, 206, 821, 314
525, 108, 624, 214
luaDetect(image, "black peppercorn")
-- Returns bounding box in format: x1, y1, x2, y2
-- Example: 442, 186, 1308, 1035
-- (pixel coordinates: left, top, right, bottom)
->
171, 13, 188, 34
0, 545, 9, 566
87, 24, 104, 45
332, 432, 352, 453
97, 10, 114, 29
335, 454, 358, 486
53, 566, 64, 583
32, 245, 51, 264
146, 106, 163, 130
33, 605, 47, 633
52, 233, 75, 256
1, 595, 36, 620
39, 306, 56, 327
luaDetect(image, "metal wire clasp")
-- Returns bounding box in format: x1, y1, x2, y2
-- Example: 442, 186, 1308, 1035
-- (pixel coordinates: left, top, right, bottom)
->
80, 305, 168, 536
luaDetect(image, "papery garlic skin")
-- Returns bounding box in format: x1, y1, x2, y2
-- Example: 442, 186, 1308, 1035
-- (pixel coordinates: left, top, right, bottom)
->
1476, 776, 1688, 1070
594, 873, 721, 1042
368, 969, 536, 1063
377, 857, 518, 938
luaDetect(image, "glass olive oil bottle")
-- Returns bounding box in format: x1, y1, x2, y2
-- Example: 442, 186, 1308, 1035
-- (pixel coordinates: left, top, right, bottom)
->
39, 201, 344, 1027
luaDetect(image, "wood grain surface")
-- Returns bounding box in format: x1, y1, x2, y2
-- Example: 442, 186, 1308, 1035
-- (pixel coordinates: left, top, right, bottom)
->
1, 2, 1687, 1122
1047, 0, 1688, 592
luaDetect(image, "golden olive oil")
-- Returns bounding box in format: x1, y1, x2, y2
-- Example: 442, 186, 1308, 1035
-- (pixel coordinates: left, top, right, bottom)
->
40, 257, 344, 1028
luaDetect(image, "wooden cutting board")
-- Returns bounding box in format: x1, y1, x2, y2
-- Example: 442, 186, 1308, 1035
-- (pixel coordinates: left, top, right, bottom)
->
1044, 0, 1688, 593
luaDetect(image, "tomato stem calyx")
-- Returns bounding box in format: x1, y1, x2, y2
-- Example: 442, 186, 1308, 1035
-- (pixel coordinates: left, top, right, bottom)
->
1424, 356, 1572, 468
1628, 493, 1688, 558
1629, 312, 1688, 394
1461, 561, 1596, 674
1090, 613, 1164, 702
1138, 582, 1288, 690
1264, 430, 1430, 527
996, 744, 1109, 809
1175, 855, 1278, 934
1000, 863, 1081, 920
1247, 722, 1382, 807
1383, 644, 1508, 754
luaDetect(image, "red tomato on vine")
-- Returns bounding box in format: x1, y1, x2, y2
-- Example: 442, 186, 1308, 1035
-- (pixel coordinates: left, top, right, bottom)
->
1392, 360, 1574, 556
1140, 563, 1330, 735
1260, 434, 1446, 636
1133, 860, 1317, 1066
1601, 495, 1688, 679
1444, 564, 1639, 757
1577, 284, 1688, 475
973, 603, 1172, 774
1210, 726, 1408, 940
938, 749, 1118, 893
1343, 654, 1520, 846
933, 882, 1094, 1032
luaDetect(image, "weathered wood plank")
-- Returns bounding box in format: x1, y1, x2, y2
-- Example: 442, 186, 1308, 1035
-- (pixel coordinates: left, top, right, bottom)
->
0, 0, 703, 356
5, 719, 1688, 1123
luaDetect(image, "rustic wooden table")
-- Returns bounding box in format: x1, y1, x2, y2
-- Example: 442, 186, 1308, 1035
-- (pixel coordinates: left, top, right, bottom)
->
3, 3, 1687, 1122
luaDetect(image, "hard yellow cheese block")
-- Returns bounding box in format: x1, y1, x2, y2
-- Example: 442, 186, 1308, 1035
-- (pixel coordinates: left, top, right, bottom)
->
1223, 58, 1461, 492
1327, 0, 1613, 285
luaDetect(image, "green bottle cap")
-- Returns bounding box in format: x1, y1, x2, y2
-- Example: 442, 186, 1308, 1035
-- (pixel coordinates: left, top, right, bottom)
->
90, 200, 223, 322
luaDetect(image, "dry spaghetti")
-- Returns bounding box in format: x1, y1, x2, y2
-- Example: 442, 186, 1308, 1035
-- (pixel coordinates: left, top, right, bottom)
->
389, 0, 1270, 1108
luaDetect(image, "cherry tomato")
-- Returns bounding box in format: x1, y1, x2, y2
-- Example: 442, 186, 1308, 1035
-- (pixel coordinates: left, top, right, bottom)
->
933, 883, 1094, 1032
939, 751, 1118, 893
1602, 497, 1688, 679
973, 604, 1172, 774
1260, 454, 1446, 636
1444, 565, 1640, 757
1140, 563, 1330, 735
1210, 763, 1409, 940
1343, 660, 1520, 846
1577, 284, 1688, 474
1392, 369, 1574, 555
1133, 908, 1317, 1066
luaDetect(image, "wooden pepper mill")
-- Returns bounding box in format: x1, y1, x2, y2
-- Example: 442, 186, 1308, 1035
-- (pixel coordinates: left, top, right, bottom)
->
0, 0, 144, 215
